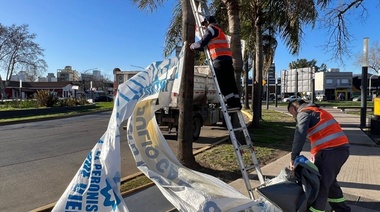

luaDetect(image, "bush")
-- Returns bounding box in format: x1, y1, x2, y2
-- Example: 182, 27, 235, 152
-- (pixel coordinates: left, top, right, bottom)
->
18, 99, 39, 108
0, 99, 39, 109
34, 90, 58, 107
56, 97, 90, 107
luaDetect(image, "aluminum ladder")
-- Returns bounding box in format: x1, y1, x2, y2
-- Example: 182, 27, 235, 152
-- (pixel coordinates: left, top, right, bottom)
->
189, 0, 265, 199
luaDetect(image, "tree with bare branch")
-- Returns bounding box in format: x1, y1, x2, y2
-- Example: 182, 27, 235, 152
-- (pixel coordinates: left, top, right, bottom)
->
0, 24, 47, 99
354, 41, 380, 73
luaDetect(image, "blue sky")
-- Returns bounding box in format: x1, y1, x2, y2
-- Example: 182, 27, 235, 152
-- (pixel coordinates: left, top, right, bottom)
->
0, 0, 379, 79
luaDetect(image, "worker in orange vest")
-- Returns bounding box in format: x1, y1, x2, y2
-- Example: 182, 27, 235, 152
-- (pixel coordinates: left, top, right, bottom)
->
190, 16, 241, 110
288, 99, 351, 212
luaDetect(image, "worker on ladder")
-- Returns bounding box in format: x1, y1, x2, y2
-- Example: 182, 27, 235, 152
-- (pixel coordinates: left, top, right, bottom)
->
190, 15, 241, 110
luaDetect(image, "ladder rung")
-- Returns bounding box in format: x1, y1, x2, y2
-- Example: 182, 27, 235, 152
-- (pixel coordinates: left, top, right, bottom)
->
245, 165, 256, 170
227, 108, 241, 113
231, 127, 244, 132
239, 145, 254, 150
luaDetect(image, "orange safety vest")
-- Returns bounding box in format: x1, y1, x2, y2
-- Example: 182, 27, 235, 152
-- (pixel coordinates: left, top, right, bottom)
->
301, 106, 349, 155
207, 25, 232, 60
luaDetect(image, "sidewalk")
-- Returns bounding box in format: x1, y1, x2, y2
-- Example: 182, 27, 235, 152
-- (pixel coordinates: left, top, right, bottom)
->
121, 106, 380, 212
230, 106, 380, 211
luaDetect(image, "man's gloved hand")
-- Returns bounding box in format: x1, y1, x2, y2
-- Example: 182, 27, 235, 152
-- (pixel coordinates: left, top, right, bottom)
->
189, 43, 195, 50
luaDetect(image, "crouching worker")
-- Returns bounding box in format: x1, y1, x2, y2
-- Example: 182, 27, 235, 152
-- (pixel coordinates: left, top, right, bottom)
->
287, 99, 351, 212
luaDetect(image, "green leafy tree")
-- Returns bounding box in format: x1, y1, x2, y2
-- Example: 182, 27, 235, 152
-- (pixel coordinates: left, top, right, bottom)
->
289, 59, 318, 69
238, 0, 317, 126
319, 63, 328, 72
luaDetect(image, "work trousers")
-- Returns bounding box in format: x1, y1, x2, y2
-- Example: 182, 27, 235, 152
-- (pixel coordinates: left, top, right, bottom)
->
310, 146, 351, 212
213, 58, 240, 108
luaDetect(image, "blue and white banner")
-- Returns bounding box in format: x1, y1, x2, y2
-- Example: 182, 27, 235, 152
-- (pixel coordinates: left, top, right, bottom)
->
52, 52, 181, 211
53, 45, 272, 212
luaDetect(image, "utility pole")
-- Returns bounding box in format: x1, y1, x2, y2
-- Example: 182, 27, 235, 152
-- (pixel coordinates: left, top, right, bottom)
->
311, 67, 315, 104
19, 80, 22, 100
275, 74, 278, 107
266, 72, 269, 109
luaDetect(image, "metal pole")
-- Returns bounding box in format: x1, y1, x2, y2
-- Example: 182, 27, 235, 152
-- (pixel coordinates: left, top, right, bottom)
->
90, 81, 93, 101
266, 72, 269, 109
19, 80, 22, 100
311, 67, 315, 104
311, 78, 315, 104
275, 74, 278, 107
369, 74, 375, 96
361, 67, 368, 127
361, 37, 369, 128
295, 70, 298, 96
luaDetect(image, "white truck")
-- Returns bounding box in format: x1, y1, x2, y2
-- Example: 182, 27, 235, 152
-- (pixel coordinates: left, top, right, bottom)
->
114, 66, 223, 139
154, 65, 223, 140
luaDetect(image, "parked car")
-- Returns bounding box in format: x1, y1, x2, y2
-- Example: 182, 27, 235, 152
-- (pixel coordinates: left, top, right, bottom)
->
94, 95, 113, 102
316, 94, 327, 101
302, 95, 311, 101
352, 95, 372, 101
282, 95, 301, 103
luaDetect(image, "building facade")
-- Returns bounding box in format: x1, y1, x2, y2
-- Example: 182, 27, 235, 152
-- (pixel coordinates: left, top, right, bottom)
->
315, 71, 353, 100
281, 67, 315, 97
57, 66, 79, 81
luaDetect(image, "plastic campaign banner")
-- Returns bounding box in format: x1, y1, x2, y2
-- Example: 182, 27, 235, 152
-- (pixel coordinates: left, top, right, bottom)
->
126, 101, 264, 212
53, 45, 273, 212
52, 51, 181, 211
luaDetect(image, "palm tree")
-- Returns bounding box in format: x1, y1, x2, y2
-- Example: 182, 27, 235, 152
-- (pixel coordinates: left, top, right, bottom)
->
177, 0, 198, 167
221, 0, 243, 94
237, 0, 317, 126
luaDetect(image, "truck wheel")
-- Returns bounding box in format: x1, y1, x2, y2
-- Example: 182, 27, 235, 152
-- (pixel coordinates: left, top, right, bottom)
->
193, 116, 202, 140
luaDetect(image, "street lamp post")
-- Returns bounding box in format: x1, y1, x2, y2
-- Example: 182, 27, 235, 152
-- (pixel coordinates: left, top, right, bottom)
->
130, 65, 145, 70
275, 73, 278, 107
311, 67, 316, 104
361, 37, 369, 128
19, 80, 22, 100
81, 68, 98, 99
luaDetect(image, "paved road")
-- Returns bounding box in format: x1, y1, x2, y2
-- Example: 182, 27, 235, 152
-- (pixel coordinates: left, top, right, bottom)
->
0, 111, 139, 212
0, 111, 229, 212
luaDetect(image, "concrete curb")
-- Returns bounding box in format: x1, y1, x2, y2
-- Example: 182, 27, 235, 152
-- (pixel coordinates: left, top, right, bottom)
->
0, 108, 112, 126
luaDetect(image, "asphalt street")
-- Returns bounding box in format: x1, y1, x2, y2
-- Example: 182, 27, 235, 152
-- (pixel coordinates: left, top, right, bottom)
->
0, 111, 230, 212
0, 111, 141, 212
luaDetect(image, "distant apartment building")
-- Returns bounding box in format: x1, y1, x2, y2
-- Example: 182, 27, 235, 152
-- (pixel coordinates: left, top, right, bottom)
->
39, 73, 57, 82
113, 68, 139, 96
92, 70, 102, 79
57, 66, 79, 81
281, 67, 353, 100
10, 71, 30, 82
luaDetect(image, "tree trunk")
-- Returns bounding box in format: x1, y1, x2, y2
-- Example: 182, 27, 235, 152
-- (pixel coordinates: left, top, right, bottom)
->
250, 53, 255, 111
177, 0, 197, 168
252, 3, 263, 127
0, 75, 6, 99
223, 0, 243, 96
